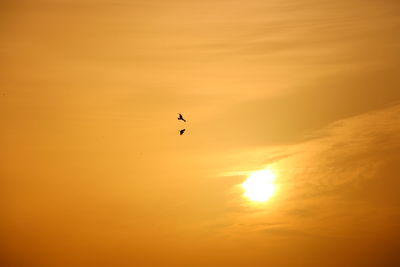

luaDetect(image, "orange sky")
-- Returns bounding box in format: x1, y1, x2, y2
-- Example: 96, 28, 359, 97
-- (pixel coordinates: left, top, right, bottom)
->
1, 1, 400, 266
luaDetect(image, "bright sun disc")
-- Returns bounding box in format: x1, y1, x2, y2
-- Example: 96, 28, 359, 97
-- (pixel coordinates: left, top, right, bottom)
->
242, 170, 277, 202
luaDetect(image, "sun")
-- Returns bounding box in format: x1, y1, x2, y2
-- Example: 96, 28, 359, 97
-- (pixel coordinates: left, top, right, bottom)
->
242, 169, 278, 202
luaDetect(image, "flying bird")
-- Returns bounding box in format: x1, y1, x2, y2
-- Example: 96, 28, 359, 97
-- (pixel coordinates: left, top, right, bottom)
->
179, 129, 186, 135
178, 113, 186, 122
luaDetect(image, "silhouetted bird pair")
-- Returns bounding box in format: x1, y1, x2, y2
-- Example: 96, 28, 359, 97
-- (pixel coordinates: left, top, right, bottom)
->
178, 113, 186, 135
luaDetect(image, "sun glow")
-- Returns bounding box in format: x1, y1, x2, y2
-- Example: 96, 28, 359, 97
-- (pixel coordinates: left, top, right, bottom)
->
242, 170, 277, 202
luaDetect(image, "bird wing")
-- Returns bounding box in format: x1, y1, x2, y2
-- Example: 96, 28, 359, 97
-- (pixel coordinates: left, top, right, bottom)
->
180, 129, 186, 135
178, 113, 183, 119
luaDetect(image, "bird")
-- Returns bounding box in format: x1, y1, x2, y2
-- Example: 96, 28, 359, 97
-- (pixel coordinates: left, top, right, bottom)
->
177, 113, 186, 122
179, 129, 186, 135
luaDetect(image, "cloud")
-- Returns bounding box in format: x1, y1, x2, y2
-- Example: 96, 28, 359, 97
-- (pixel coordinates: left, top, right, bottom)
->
217, 104, 400, 241
208, 104, 400, 266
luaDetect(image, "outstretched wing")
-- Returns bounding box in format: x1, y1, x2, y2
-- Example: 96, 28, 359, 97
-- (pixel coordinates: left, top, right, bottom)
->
179, 129, 186, 135
178, 113, 183, 119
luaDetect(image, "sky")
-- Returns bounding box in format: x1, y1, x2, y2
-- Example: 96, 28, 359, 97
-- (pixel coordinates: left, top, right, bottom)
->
1, 0, 400, 266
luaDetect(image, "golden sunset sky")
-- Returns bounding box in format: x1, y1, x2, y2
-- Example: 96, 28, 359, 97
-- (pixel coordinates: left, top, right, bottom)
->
1, 0, 400, 266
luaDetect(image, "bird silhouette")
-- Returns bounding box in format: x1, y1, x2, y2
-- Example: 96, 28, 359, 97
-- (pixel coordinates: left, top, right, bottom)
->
179, 129, 186, 135
178, 113, 186, 122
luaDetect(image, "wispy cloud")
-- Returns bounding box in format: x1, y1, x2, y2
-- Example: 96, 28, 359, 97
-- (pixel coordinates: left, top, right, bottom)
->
222, 105, 400, 241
